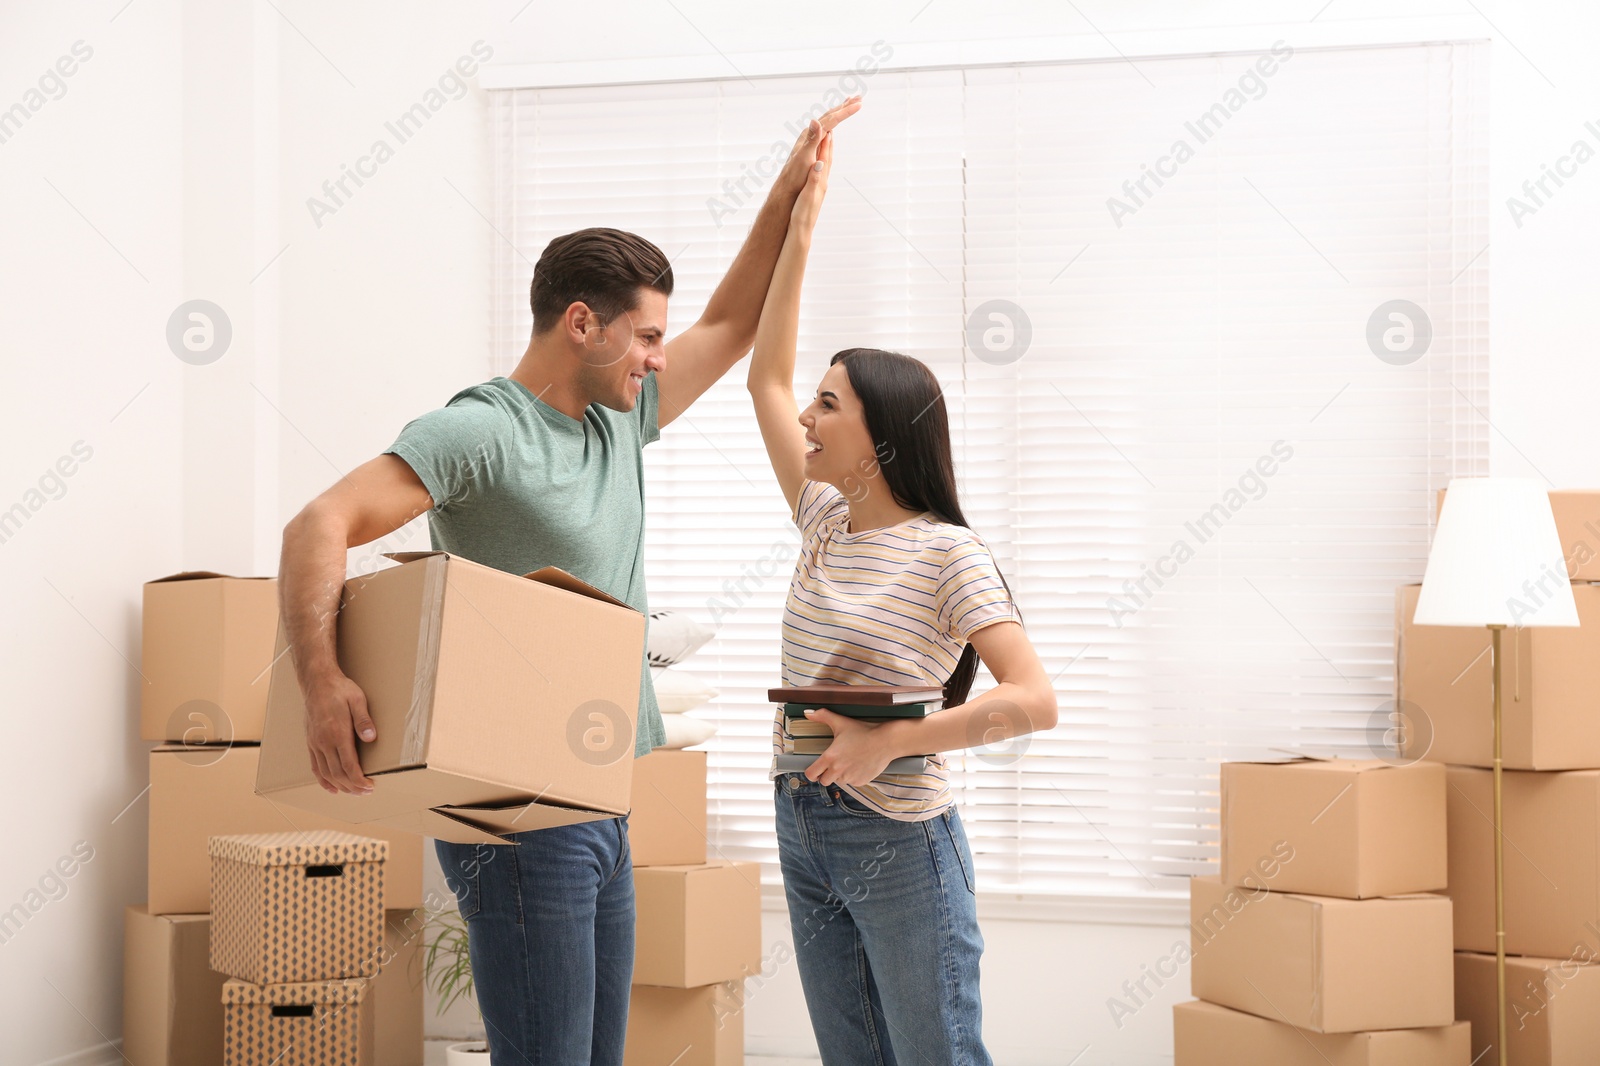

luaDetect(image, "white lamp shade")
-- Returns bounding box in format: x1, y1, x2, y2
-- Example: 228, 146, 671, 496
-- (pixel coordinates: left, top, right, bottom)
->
1414, 477, 1578, 627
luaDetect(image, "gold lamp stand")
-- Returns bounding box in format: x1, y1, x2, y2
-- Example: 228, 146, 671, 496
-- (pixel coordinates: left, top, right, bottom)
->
1413, 479, 1577, 1066
1490, 624, 1507, 1066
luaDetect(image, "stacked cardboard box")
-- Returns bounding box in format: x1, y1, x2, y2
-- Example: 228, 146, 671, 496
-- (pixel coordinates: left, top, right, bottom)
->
124, 572, 425, 1065
624, 749, 759, 1066
210, 830, 386, 1065
1396, 488, 1600, 1064
1174, 758, 1470, 1064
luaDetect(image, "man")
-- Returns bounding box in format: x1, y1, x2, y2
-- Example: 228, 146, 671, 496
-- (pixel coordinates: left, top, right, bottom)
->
277, 96, 860, 1064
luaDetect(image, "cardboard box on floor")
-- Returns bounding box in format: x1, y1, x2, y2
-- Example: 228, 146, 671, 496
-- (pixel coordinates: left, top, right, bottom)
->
141, 573, 278, 743
634, 860, 761, 987
1220, 758, 1446, 899
1173, 1000, 1469, 1066
222, 977, 373, 1066
625, 982, 743, 1066
148, 743, 421, 914
123, 906, 225, 1066
629, 749, 707, 867
1455, 951, 1600, 1066
121, 905, 421, 1066
1439, 486, 1600, 582
255, 552, 646, 845
1395, 582, 1600, 770
1445, 766, 1600, 957
1188, 875, 1455, 1033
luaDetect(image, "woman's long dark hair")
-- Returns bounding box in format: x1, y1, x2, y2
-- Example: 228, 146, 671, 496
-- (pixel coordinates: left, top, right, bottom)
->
829, 348, 1016, 707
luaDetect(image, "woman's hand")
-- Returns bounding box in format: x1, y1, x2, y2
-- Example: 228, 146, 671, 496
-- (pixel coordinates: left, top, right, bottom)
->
790, 130, 832, 234
802, 708, 913, 787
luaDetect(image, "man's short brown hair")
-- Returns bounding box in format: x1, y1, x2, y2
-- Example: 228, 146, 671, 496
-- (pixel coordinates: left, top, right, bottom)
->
529, 227, 674, 334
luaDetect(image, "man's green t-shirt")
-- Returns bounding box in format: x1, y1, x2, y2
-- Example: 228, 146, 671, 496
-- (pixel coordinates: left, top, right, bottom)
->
384, 373, 665, 757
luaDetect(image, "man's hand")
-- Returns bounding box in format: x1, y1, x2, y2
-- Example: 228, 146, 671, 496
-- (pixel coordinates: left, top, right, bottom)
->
801, 708, 911, 788
303, 670, 377, 795
774, 97, 860, 198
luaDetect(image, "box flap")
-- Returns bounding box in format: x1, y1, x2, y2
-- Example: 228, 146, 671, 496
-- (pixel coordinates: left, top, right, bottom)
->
368, 801, 617, 845
368, 808, 514, 846
146, 571, 269, 583
1244, 751, 1334, 765
383, 551, 634, 609
523, 565, 633, 611
441, 799, 618, 836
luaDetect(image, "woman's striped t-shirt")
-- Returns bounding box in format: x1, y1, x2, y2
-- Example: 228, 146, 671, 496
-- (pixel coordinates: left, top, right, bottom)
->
769, 478, 1017, 821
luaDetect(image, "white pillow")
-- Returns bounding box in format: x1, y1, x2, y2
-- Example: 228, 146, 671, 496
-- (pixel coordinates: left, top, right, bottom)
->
647, 610, 714, 668
659, 714, 717, 750
651, 667, 718, 714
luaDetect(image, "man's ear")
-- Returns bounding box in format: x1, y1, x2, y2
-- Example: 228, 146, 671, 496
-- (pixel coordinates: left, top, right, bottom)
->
563, 301, 600, 345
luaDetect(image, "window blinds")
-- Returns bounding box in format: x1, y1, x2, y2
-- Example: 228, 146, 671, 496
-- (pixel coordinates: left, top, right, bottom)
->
489, 40, 1488, 900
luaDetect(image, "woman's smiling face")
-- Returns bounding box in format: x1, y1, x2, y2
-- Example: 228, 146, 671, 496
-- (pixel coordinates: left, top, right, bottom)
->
798, 362, 877, 488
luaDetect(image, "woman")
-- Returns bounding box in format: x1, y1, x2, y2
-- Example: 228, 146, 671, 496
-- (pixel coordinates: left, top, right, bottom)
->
748, 133, 1059, 1065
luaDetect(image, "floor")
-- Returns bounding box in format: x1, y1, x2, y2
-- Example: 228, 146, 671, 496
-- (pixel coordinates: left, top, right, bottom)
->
422, 1043, 814, 1065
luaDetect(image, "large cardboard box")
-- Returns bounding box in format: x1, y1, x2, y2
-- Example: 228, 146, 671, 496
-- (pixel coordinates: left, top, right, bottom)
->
629, 749, 708, 867
1173, 1000, 1469, 1066
256, 552, 647, 844
1445, 766, 1600, 957
1440, 486, 1600, 582
375, 909, 426, 1066
222, 978, 373, 1066
634, 860, 761, 987
1455, 950, 1600, 1066
1188, 875, 1454, 1032
1395, 582, 1600, 770
209, 831, 386, 984
625, 982, 743, 1066
1220, 758, 1445, 899
123, 906, 226, 1066
141, 573, 278, 743
148, 743, 421, 914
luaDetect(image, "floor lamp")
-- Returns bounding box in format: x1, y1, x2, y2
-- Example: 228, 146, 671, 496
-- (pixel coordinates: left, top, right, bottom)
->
1412, 477, 1577, 1066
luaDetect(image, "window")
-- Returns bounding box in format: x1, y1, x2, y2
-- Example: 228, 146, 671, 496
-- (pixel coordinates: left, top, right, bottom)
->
489, 40, 1488, 900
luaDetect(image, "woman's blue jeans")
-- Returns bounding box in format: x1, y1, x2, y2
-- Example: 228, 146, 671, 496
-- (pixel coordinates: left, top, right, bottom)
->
774, 773, 994, 1066
435, 814, 634, 1066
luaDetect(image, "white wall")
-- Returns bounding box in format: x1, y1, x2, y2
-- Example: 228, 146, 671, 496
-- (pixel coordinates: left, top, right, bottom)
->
0, 2, 185, 1063
5, 2, 1600, 1063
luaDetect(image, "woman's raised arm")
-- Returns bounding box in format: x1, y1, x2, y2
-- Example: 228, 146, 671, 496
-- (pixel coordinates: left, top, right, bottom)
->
747, 131, 832, 517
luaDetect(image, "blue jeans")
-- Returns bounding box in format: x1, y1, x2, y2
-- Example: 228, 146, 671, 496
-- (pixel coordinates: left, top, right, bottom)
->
435, 814, 634, 1066
774, 774, 993, 1066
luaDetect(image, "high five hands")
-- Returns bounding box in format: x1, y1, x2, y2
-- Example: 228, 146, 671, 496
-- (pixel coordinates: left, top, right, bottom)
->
778, 95, 858, 199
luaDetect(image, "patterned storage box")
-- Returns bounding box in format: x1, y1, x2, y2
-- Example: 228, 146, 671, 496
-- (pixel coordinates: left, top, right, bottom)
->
209, 830, 386, 983
222, 977, 373, 1066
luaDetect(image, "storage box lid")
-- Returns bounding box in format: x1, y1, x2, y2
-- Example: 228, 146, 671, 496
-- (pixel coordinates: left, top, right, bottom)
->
207, 830, 388, 866
222, 977, 370, 1005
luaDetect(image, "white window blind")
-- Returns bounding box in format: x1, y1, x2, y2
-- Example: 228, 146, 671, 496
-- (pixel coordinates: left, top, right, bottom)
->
489, 40, 1488, 901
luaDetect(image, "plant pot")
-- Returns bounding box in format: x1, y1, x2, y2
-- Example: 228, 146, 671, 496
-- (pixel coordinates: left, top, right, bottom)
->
445, 1041, 491, 1065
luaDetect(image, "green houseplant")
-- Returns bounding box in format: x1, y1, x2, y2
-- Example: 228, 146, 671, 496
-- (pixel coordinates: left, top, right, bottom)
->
423, 909, 491, 1064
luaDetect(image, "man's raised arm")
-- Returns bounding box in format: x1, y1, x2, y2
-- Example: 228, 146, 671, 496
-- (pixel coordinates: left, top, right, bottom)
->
655, 95, 861, 428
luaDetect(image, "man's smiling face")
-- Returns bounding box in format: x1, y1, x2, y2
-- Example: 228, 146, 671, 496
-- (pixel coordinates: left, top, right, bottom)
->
577, 286, 668, 413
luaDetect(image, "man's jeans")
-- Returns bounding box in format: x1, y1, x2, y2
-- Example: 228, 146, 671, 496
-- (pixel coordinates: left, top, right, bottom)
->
436, 814, 634, 1066
774, 774, 994, 1066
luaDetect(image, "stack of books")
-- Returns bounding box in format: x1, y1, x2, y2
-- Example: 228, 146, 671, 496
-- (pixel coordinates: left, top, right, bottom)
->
768, 684, 943, 775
